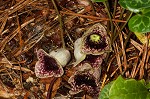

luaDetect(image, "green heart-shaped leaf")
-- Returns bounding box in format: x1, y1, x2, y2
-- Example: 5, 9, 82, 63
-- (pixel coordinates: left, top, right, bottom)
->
128, 8, 150, 33
99, 81, 114, 99
146, 93, 150, 99
109, 76, 149, 99
119, 0, 150, 13
146, 82, 150, 89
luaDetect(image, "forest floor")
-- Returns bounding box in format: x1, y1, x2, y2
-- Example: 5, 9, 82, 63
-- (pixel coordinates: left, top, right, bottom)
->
0, 0, 149, 99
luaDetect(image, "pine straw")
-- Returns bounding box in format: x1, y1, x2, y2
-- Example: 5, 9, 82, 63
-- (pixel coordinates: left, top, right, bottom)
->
0, 0, 149, 98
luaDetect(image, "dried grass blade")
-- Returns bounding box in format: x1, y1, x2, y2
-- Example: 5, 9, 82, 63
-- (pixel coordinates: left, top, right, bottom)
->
0, 18, 35, 52
113, 42, 122, 73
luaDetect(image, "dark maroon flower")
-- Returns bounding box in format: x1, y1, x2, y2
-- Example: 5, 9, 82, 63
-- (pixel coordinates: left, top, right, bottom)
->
81, 23, 111, 55
84, 53, 106, 68
68, 63, 101, 96
35, 48, 71, 78
73, 23, 111, 66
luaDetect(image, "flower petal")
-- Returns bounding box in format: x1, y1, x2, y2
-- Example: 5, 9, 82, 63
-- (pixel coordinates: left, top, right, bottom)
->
68, 63, 100, 96
35, 49, 64, 78
84, 53, 106, 68
81, 23, 111, 55
74, 38, 86, 66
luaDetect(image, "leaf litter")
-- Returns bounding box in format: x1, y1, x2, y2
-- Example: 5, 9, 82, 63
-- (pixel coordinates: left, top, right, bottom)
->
0, 0, 149, 99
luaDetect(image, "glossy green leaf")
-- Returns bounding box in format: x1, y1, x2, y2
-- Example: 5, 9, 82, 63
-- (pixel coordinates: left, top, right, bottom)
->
109, 76, 149, 99
128, 8, 150, 33
146, 82, 150, 89
146, 82, 150, 99
119, 0, 150, 13
99, 81, 114, 99
92, 0, 106, 2
146, 93, 150, 99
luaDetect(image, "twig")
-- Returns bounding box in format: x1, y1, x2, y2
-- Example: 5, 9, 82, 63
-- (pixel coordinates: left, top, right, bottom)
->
112, 11, 133, 43
18, 62, 24, 89
113, 8, 125, 39
113, 22, 128, 71
139, 42, 148, 79
123, 31, 132, 49
113, 42, 122, 73
88, 0, 96, 15
0, 15, 8, 35
0, 18, 35, 52
49, 9, 126, 23
119, 30, 128, 71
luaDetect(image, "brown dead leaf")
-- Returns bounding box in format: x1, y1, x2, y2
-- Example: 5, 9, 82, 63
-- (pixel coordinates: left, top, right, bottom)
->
0, 82, 13, 98
52, 78, 61, 92
82, 94, 93, 99
65, 67, 76, 77
46, 78, 62, 99
39, 77, 54, 84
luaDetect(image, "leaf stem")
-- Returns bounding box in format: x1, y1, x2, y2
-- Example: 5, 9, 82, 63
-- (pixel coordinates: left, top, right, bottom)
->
112, 0, 117, 16
51, 0, 65, 48
112, 8, 125, 46
103, 1, 114, 43
112, 11, 133, 43
113, 8, 125, 37
123, 31, 132, 49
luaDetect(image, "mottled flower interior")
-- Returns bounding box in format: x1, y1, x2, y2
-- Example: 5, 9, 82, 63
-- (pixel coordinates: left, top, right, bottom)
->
74, 74, 97, 88
38, 50, 60, 73
86, 33, 107, 50
84, 55, 103, 67
42, 56, 59, 72
68, 23, 110, 97
69, 71, 100, 96
35, 49, 63, 78
82, 24, 110, 55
